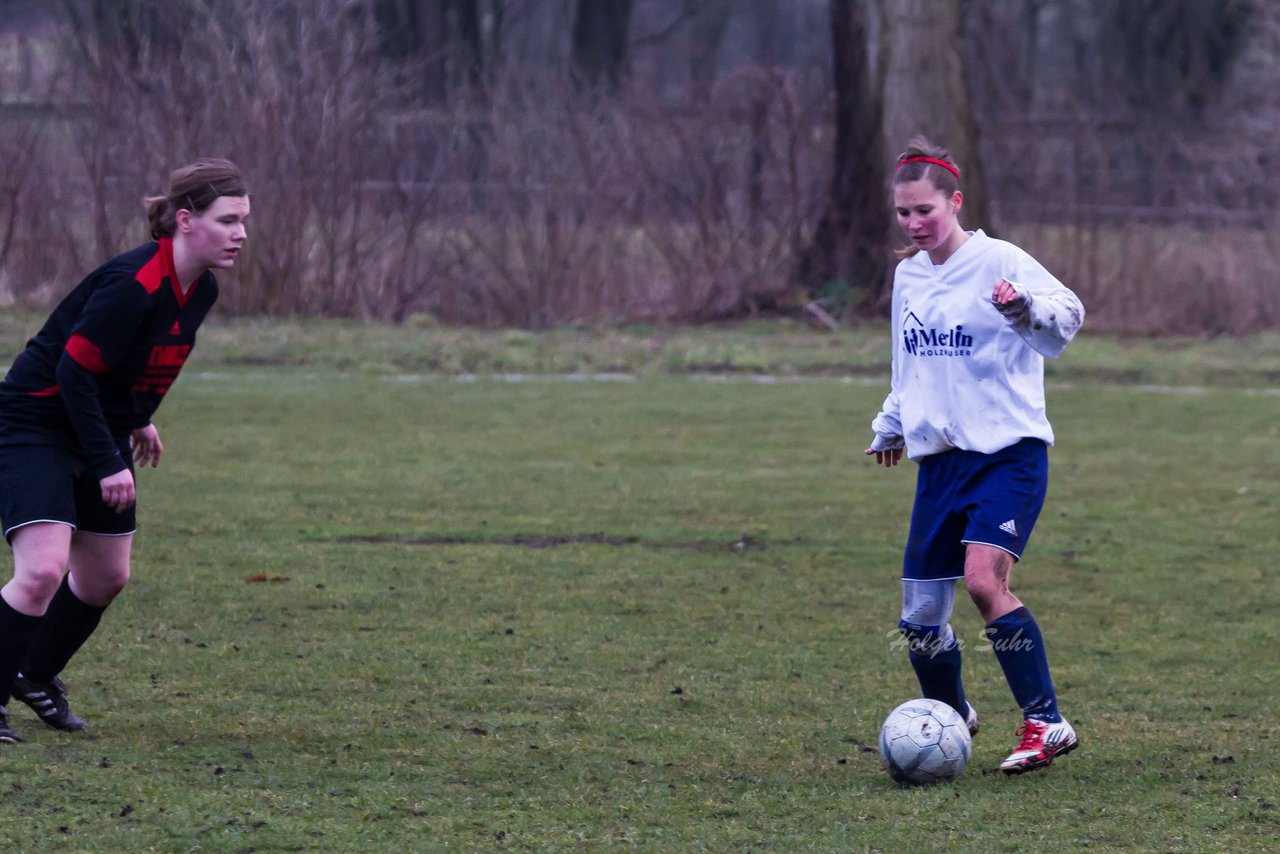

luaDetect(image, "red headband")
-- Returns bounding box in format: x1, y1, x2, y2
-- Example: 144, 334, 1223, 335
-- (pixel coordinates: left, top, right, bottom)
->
897, 156, 960, 182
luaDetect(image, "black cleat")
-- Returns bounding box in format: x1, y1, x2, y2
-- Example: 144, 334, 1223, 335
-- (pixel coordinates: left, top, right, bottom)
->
0, 705, 21, 743
12, 674, 88, 732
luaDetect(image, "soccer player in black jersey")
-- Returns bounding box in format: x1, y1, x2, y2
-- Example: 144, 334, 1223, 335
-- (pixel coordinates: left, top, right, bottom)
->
0, 159, 249, 743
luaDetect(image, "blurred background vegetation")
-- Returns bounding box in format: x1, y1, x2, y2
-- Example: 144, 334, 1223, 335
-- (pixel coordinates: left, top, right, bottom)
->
0, 0, 1275, 334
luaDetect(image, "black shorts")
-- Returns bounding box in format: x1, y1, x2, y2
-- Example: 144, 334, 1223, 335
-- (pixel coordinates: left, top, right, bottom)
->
0, 441, 136, 542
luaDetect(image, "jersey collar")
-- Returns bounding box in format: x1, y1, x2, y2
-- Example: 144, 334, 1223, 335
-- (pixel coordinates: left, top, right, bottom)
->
158, 236, 198, 308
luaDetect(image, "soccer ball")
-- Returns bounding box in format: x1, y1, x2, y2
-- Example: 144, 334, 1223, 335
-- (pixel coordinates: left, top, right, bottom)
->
879, 698, 972, 784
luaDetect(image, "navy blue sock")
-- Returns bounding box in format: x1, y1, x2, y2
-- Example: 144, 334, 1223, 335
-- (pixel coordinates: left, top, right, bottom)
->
908, 641, 968, 719
0, 594, 44, 707
22, 576, 108, 683
986, 606, 1061, 722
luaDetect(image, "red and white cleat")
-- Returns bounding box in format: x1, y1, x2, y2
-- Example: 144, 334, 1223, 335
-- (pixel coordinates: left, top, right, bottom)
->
999, 718, 1078, 774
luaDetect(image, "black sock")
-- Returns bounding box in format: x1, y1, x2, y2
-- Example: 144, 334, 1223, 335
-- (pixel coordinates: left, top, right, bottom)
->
21, 576, 108, 684
0, 594, 44, 706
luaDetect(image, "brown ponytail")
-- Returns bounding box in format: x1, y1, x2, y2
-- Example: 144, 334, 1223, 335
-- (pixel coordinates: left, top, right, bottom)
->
144, 158, 247, 239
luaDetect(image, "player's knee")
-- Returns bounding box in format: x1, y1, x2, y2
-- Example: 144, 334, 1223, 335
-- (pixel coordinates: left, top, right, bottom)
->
98, 566, 130, 599
9, 561, 67, 610
964, 583, 994, 614
74, 563, 130, 605
964, 576, 1006, 613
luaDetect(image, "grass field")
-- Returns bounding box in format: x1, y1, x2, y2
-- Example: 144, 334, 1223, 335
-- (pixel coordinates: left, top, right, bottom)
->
1, 317, 1278, 851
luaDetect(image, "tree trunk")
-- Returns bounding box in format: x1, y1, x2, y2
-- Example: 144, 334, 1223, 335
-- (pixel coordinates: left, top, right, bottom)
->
571, 0, 634, 91
418, 0, 450, 105
372, 1, 448, 104
796, 0, 891, 314
455, 0, 484, 90
745, 0, 783, 234
687, 0, 738, 100
880, 0, 992, 235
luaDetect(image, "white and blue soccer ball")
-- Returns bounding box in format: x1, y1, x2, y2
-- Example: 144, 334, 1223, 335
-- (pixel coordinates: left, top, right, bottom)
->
879, 698, 972, 784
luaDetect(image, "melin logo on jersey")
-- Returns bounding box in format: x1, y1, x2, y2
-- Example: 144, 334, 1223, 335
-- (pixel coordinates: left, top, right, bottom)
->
902, 311, 973, 357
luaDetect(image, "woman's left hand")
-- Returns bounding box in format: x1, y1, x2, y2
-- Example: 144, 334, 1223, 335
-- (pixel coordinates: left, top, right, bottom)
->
992, 278, 1031, 318
131, 424, 163, 468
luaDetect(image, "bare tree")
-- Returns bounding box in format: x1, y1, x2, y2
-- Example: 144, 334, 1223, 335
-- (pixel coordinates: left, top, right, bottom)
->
685, 0, 737, 99
4, 0, 1276, 333
878, 0, 991, 235
0, 113, 47, 286
1101, 0, 1252, 115
373, 0, 491, 102
571, 0, 634, 91
797, 0, 891, 314
454, 0, 484, 89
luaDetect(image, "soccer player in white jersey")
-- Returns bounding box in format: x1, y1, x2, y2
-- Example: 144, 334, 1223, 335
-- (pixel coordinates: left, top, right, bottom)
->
865, 136, 1084, 774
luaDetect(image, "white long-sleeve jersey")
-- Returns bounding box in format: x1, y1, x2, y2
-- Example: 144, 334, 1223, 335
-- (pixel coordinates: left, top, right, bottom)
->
869, 230, 1084, 460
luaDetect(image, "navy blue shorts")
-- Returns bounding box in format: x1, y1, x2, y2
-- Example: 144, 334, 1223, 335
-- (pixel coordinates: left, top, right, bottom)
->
902, 438, 1048, 581
0, 442, 137, 542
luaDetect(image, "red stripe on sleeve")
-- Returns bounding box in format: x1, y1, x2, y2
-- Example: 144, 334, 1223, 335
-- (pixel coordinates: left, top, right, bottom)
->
66, 333, 111, 374
135, 245, 166, 294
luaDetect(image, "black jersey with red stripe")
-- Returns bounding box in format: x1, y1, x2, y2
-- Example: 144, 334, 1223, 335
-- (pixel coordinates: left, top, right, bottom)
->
0, 238, 217, 479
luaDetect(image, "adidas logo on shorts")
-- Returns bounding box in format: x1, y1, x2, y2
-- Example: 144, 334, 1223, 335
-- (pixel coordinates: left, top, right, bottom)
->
999, 519, 1018, 537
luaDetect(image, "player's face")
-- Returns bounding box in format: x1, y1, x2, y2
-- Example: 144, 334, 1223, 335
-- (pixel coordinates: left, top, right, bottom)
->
894, 180, 962, 257
184, 194, 250, 271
